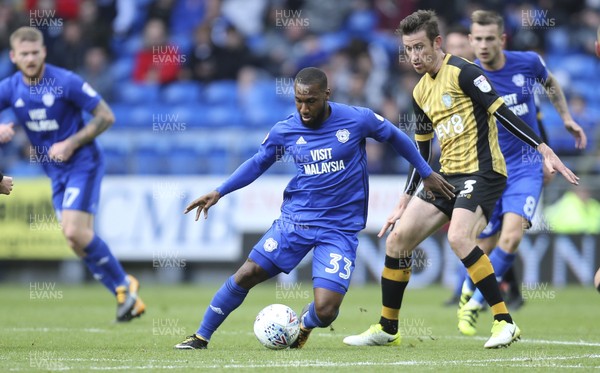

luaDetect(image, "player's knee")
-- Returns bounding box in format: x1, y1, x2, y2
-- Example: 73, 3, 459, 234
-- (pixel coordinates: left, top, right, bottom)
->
498, 231, 522, 253
386, 230, 409, 256
314, 303, 339, 326
447, 230, 470, 252
234, 261, 269, 289
61, 225, 89, 250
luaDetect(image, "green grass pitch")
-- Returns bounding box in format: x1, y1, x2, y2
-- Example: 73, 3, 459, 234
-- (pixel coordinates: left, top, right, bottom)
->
1, 281, 599, 372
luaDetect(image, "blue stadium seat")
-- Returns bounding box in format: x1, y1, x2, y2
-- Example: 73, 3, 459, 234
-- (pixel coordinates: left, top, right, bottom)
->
202, 106, 243, 127
115, 82, 161, 104
570, 80, 598, 104
559, 55, 598, 80
110, 57, 136, 81
110, 103, 132, 128
131, 145, 168, 174
102, 146, 129, 174
206, 146, 232, 174
167, 146, 207, 175
162, 82, 202, 104
204, 81, 238, 106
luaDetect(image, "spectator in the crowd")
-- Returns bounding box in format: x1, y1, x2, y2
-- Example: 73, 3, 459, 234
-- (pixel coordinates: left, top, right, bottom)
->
132, 18, 182, 84
186, 23, 216, 82
220, 0, 268, 37
445, 24, 475, 60
210, 24, 261, 81
147, 0, 175, 28
545, 184, 600, 234
78, 0, 114, 52
46, 20, 89, 71
78, 47, 114, 102
0, 3, 28, 53
301, 0, 353, 34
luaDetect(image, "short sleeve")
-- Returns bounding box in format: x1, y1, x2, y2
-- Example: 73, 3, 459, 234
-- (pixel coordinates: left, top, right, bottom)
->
530, 52, 549, 85
360, 107, 397, 142
255, 124, 284, 165
458, 63, 504, 114
0, 78, 12, 111
64, 72, 102, 113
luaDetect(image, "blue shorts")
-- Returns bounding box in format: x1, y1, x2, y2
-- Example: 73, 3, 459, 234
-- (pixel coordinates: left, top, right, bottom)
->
479, 168, 542, 238
51, 161, 104, 218
249, 219, 359, 295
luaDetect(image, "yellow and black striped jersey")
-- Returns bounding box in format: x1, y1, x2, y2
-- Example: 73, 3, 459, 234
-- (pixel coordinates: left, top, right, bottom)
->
412, 54, 507, 176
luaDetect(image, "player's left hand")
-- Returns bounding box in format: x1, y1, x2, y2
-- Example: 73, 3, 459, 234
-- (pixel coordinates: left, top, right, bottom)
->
48, 139, 77, 162
537, 143, 579, 185
422, 171, 455, 200
184, 190, 221, 221
564, 119, 587, 149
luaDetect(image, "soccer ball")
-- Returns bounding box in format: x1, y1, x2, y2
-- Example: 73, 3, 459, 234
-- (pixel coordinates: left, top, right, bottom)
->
253, 304, 300, 350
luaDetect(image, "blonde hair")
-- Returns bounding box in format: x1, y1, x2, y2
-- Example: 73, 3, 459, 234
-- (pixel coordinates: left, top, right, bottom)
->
10, 27, 44, 49
471, 10, 504, 35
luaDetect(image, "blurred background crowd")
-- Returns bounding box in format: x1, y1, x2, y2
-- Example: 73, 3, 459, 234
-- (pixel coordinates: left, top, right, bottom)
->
0, 0, 598, 210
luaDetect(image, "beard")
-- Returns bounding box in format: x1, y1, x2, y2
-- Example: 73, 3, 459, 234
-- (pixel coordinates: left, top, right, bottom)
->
21, 63, 44, 81
301, 104, 329, 129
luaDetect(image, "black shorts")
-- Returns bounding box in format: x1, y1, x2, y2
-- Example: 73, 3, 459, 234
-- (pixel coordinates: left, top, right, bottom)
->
418, 171, 507, 222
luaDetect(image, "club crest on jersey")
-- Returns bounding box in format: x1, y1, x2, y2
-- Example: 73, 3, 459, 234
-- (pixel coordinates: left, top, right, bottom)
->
263, 238, 278, 252
473, 75, 491, 93
336, 129, 350, 143
512, 74, 525, 87
441, 93, 452, 108
42, 93, 55, 107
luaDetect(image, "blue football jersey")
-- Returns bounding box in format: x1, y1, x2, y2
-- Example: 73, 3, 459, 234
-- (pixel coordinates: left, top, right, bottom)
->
475, 51, 548, 172
218, 101, 431, 231
0, 64, 103, 178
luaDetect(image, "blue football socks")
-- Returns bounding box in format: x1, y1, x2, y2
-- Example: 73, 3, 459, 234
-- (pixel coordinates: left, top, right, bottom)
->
197, 276, 249, 341
82, 235, 128, 294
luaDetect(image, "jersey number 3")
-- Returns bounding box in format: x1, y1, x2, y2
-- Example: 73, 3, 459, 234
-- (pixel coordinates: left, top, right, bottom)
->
325, 253, 352, 280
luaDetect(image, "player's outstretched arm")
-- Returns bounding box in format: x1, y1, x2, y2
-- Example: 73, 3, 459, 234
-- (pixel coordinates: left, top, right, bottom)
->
0, 122, 15, 143
184, 190, 221, 221
494, 104, 579, 185
536, 143, 579, 185
543, 73, 587, 149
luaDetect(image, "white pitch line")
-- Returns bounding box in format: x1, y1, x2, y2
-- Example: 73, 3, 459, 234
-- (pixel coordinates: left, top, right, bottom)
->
3, 327, 107, 333
6, 354, 599, 371
447, 335, 600, 347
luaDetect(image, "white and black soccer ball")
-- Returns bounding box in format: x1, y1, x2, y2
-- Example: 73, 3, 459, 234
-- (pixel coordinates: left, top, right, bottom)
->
253, 304, 300, 350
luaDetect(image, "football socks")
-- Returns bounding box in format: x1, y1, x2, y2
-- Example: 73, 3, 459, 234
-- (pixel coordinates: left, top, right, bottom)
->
462, 247, 512, 324
379, 255, 412, 335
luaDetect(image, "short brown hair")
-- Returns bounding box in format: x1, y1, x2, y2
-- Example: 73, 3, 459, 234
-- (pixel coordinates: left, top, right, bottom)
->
10, 27, 44, 49
471, 10, 504, 34
397, 10, 440, 44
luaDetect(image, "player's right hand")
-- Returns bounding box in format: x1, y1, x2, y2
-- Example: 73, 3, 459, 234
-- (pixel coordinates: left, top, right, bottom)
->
422, 171, 455, 200
0, 176, 13, 195
0, 122, 15, 143
184, 190, 221, 221
378, 193, 412, 238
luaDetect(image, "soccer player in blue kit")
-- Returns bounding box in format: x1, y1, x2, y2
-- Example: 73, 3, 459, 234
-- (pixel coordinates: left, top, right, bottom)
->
0, 27, 145, 322
174, 67, 456, 349
456, 11, 587, 335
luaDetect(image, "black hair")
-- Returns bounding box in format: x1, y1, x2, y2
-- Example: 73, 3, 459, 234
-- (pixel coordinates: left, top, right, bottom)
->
294, 67, 327, 91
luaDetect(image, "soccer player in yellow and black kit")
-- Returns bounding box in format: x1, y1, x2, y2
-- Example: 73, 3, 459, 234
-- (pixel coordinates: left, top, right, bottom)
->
343, 10, 579, 349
